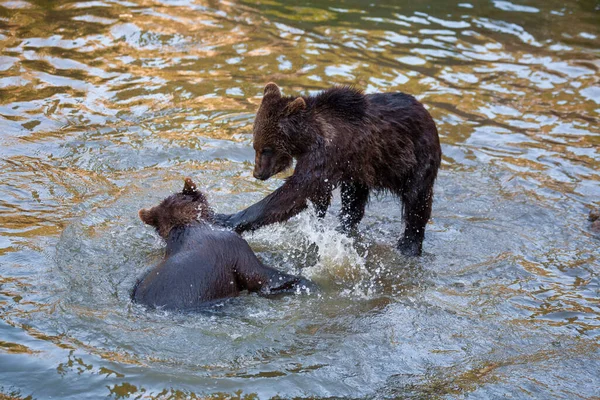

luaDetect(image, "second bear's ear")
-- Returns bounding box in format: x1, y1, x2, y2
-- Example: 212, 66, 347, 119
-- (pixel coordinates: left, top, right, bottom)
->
138, 208, 157, 226
182, 177, 197, 195
284, 97, 306, 115
264, 82, 281, 97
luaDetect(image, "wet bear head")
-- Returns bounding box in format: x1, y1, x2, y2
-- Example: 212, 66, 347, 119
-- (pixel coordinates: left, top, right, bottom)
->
252, 82, 307, 181
138, 177, 212, 238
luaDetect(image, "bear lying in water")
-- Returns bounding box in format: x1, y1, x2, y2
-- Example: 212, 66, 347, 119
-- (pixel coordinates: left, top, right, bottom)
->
133, 177, 314, 310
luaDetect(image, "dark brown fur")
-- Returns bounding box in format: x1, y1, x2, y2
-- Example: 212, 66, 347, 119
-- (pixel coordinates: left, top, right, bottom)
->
215, 84, 442, 256
138, 178, 213, 239
590, 208, 600, 233
134, 178, 314, 310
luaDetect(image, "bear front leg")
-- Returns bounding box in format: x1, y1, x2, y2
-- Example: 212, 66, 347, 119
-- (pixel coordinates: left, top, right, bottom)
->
309, 187, 332, 219
214, 175, 330, 233
339, 181, 369, 234
398, 186, 433, 256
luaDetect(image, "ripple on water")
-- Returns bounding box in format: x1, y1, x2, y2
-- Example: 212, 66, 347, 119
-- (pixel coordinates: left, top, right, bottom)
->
9, 167, 586, 397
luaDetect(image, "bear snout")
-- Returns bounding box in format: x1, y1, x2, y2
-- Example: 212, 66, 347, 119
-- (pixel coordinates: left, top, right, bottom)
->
253, 169, 269, 180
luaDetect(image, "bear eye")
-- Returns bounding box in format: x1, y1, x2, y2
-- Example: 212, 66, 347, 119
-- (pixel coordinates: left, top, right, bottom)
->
262, 147, 273, 155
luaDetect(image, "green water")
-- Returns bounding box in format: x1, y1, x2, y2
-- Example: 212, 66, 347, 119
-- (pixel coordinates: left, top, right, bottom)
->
0, 0, 599, 398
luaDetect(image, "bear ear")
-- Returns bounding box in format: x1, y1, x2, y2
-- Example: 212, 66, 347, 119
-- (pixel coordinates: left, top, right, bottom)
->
182, 177, 197, 195
264, 82, 281, 97
138, 207, 157, 226
284, 97, 306, 115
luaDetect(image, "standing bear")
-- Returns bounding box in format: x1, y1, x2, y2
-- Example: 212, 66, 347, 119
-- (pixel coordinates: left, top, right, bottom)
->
133, 177, 313, 310
215, 83, 442, 256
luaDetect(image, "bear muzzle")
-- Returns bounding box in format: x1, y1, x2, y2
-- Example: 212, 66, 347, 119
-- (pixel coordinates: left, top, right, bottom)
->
253, 169, 271, 181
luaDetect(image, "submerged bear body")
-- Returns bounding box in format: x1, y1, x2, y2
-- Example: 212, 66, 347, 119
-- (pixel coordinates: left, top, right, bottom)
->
134, 178, 312, 310
216, 84, 442, 256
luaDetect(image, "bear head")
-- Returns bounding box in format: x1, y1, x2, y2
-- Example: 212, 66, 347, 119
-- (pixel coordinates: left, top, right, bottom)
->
138, 177, 212, 238
252, 82, 307, 181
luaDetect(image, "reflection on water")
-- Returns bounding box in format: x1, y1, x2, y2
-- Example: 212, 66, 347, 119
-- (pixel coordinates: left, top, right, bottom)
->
0, 0, 599, 398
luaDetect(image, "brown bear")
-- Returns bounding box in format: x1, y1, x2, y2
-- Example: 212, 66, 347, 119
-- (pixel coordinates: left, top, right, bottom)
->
133, 177, 314, 310
590, 208, 600, 233
214, 83, 442, 256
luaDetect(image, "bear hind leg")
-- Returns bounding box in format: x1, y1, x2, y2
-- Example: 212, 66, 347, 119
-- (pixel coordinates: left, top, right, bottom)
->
398, 185, 433, 256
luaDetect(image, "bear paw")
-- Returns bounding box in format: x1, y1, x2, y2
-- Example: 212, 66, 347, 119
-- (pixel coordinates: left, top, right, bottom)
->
397, 239, 422, 257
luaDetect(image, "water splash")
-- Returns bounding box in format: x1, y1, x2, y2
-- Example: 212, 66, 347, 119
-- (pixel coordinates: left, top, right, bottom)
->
247, 204, 372, 296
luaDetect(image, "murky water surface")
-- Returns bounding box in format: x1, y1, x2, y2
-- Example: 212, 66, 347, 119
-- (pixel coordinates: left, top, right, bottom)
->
1, 0, 599, 398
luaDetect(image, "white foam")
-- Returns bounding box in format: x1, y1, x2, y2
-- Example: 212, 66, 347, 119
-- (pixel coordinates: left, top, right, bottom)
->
249, 205, 372, 296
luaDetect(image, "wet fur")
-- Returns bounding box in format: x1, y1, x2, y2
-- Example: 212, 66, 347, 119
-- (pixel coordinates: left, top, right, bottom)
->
138, 188, 212, 238
215, 85, 442, 256
134, 179, 313, 310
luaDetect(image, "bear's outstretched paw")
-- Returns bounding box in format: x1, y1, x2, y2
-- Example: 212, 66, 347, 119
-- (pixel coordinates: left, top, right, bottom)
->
212, 213, 235, 228
295, 277, 319, 294
261, 276, 318, 296
397, 239, 422, 257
